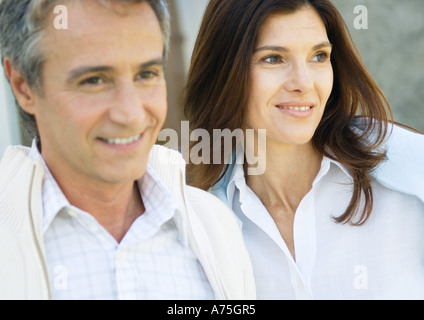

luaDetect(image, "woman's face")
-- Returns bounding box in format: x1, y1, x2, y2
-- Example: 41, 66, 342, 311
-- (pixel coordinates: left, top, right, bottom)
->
245, 6, 334, 147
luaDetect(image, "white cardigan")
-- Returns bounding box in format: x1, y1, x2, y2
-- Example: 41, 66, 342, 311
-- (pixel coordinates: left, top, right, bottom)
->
0, 145, 256, 300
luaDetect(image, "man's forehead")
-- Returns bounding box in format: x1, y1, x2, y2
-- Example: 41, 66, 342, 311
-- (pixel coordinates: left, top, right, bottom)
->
45, 0, 156, 32
40, 1, 164, 75
43, 1, 161, 45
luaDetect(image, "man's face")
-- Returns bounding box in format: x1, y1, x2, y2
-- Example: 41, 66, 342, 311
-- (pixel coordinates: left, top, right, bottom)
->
32, 1, 167, 186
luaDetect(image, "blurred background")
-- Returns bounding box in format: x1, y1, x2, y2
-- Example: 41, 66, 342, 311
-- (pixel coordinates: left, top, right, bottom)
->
0, 0, 423, 155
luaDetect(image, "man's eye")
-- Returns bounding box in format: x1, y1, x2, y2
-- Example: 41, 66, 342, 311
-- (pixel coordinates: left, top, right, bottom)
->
80, 76, 104, 86
137, 70, 158, 80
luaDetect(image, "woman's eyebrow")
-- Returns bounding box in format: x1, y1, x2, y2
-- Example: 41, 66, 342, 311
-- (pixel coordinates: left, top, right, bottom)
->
253, 45, 289, 53
312, 41, 333, 51
254, 41, 333, 53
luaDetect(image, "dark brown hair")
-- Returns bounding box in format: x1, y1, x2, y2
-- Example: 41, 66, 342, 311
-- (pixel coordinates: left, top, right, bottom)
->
184, 0, 393, 225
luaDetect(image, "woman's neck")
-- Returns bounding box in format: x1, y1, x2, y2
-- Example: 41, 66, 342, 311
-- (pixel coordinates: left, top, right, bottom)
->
245, 138, 322, 260
246, 139, 322, 208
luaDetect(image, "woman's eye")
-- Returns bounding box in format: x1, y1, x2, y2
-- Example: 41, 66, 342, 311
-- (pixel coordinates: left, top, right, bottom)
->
312, 52, 330, 63
263, 55, 284, 64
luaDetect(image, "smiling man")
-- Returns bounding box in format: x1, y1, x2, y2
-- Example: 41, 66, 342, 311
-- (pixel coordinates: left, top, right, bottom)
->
0, 0, 255, 300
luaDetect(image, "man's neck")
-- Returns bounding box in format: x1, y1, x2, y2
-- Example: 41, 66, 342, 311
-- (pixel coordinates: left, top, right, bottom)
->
49, 166, 145, 243
66, 180, 145, 242
35, 139, 146, 242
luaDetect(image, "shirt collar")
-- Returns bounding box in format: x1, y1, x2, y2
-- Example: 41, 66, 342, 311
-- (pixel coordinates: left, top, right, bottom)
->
227, 145, 353, 205
27, 139, 184, 243
140, 164, 187, 245
324, 157, 353, 181
28, 139, 69, 233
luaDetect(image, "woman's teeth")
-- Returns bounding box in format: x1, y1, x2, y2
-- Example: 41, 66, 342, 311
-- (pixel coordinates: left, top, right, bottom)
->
277, 106, 312, 111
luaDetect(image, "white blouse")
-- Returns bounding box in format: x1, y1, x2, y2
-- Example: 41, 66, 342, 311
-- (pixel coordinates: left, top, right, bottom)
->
227, 155, 424, 299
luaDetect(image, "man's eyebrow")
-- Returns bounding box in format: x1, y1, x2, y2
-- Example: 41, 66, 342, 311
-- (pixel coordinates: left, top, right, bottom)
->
253, 41, 333, 53
66, 58, 165, 83
140, 58, 164, 68
66, 66, 112, 83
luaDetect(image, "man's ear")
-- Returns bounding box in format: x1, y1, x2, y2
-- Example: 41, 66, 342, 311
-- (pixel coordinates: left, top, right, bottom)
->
3, 57, 37, 115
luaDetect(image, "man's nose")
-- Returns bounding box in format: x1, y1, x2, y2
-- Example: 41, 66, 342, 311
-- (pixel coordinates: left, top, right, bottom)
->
109, 81, 146, 126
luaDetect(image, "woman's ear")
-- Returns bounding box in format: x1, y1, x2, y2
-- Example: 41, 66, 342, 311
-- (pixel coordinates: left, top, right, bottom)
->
3, 57, 37, 115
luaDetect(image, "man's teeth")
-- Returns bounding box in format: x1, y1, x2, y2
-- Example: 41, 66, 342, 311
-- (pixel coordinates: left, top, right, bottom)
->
278, 106, 312, 111
104, 134, 141, 145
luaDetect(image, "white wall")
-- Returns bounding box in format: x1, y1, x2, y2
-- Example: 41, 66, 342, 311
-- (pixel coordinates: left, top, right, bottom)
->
0, 66, 21, 156
333, 0, 424, 131
174, 0, 208, 72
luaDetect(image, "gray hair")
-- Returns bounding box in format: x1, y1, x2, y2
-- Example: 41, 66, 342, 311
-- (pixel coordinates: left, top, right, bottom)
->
0, 0, 171, 139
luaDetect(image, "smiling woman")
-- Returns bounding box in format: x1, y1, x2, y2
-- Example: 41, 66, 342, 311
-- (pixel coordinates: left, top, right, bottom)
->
185, 0, 391, 225
184, 0, 424, 299
246, 8, 334, 148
